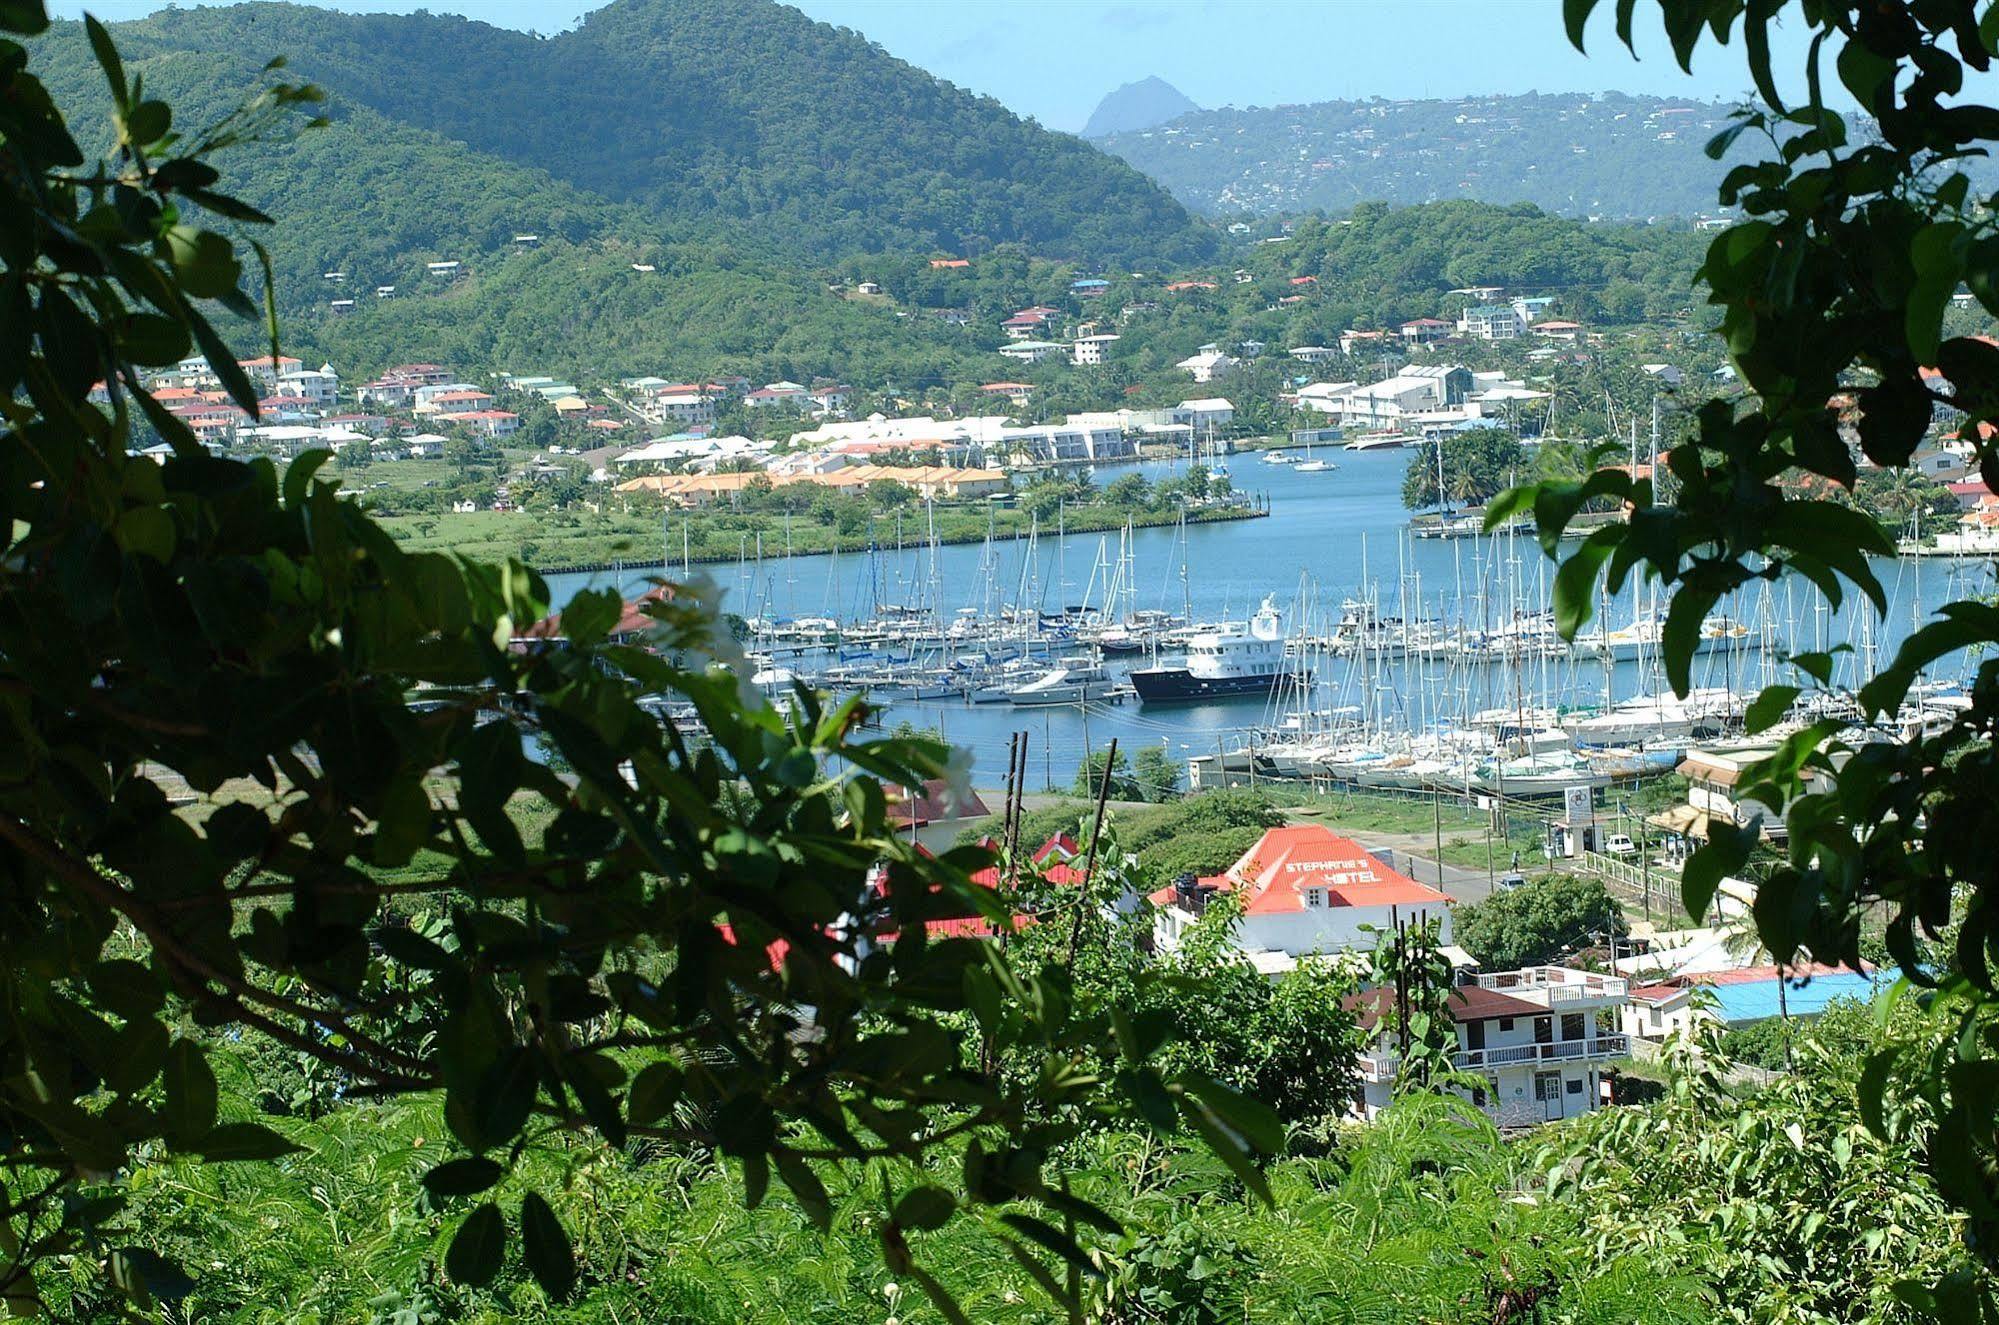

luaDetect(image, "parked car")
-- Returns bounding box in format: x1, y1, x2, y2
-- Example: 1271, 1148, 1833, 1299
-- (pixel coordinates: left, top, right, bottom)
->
1497, 872, 1530, 891
1602, 833, 1637, 857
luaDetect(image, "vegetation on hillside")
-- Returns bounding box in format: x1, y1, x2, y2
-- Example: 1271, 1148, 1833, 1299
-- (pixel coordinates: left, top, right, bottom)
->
52, 0, 1214, 269
1097, 91, 1767, 220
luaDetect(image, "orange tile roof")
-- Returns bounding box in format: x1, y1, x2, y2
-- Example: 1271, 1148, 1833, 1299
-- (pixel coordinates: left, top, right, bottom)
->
1151, 823, 1450, 914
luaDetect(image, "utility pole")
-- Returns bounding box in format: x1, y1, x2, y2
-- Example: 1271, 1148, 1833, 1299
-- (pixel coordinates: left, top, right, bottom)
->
1640, 815, 1652, 921
1433, 783, 1445, 888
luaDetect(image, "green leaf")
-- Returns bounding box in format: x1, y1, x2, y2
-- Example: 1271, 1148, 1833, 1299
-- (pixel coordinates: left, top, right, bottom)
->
1743, 684, 1800, 735
519, 1191, 576, 1301
1661, 586, 1719, 697
469, 1047, 540, 1150
1561, 0, 1598, 49
893, 1184, 956, 1232
282, 447, 332, 508
906, 1263, 975, 1325
1179, 1072, 1284, 1156
87, 957, 163, 1019
194, 1122, 302, 1161
108, 1247, 194, 1304
0, 0, 51, 36
423, 1156, 507, 1197
1682, 822, 1756, 923
84, 15, 127, 113
445, 1202, 506, 1287
162, 1039, 217, 1145
627, 1060, 683, 1127
998, 1212, 1099, 1278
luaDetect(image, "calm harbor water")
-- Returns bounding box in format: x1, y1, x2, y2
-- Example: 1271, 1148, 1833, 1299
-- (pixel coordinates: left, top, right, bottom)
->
541, 449, 1991, 786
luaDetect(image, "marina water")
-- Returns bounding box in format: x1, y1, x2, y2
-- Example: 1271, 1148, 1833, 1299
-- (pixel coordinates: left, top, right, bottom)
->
542, 449, 1990, 787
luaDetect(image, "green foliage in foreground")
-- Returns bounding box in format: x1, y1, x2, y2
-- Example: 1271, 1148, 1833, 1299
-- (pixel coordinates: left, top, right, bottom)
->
64, 998, 1986, 1324
0, 13, 1277, 1315
1515, 1, 1999, 1300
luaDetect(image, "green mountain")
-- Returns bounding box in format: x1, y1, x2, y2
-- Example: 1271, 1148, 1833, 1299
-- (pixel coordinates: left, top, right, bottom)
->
1082, 76, 1199, 139
1098, 92, 1750, 220
27, 0, 1217, 384
70, 0, 1213, 268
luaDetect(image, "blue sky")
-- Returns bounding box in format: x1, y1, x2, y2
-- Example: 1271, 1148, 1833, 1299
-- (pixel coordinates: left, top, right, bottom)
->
53, 0, 1825, 131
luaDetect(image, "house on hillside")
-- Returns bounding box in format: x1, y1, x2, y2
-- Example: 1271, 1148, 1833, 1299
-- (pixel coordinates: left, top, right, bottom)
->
1353, 967, 1630, 1127
1289, 345, 1341, 364
1339, 328, 1394, 356
1150, 823, 1453, 971
1399, 317, 1453, 346
438, 409, 520, 438
998, 340, 1065, 366
1176, 348, 1236, 383
1071, 334, 1120, 365
981, 382, 1035, 405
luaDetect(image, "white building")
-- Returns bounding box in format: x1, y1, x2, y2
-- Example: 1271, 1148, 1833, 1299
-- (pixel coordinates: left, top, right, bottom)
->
1177, 398, 1236, 432
1289, 345, 1342, 365
1460, 304, 1526, 341
648, 392, 717, 428
997, 421, 1133, 464
1354, 967, 1630, 1127
278, 366, 339, 409
1150, 824, 1453, 967
1176, 349, 1237, 383
1298, 365, 1472, 428
998, 340, 1066, 366
1071, 334, 1120, 366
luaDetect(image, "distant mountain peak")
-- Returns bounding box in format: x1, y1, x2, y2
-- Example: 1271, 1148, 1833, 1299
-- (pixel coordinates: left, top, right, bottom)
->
1083, 76, 1198, 139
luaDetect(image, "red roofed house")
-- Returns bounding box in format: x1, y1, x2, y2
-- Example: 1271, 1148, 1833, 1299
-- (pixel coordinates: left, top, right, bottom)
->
1399, 317, 1453, 346
981, 382, 1035, 404
1351, 965, 1630, 1126
1151, 823, 1453, 962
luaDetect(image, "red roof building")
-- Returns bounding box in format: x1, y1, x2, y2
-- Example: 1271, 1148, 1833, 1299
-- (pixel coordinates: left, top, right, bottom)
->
1152, 822, 1453, 959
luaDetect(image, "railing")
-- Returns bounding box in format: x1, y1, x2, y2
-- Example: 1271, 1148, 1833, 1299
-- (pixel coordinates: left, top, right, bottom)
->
1473, 966, 1629, 1001
1363, 1033, 1630, 1079
1453, 1034, 1628, 1070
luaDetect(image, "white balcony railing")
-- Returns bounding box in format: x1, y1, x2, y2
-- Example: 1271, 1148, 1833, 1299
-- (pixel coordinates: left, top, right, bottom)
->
1472, 966, 1629, 1004
1453, 1034, 1628, 1071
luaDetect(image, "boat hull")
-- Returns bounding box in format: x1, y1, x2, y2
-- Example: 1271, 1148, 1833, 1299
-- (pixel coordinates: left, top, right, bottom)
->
1130, 668, 1306, 704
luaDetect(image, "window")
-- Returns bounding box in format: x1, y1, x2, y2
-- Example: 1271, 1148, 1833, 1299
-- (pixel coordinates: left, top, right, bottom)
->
1561, 1012, 1584, 1041
1304, 887, 1323, 908
1566, 1078, 1584, 1095
1497, 1017, 1514, 1031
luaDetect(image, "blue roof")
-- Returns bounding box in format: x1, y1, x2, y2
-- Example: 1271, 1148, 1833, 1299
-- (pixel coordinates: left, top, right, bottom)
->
1709, 970, 1893, 1022
1071, 278, 1109, 288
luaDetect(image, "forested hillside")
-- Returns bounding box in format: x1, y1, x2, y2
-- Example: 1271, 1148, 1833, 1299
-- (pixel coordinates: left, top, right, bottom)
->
57, 0, 1213, 268
23, 15, 1029, 384
1097, 92, 1750, 219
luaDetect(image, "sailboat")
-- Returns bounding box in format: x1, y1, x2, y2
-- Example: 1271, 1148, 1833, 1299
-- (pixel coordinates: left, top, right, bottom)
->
1295, 434, 1337, 473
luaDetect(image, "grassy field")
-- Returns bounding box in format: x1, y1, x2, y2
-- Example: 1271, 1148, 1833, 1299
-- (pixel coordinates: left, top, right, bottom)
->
369, 492, 1264, 571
